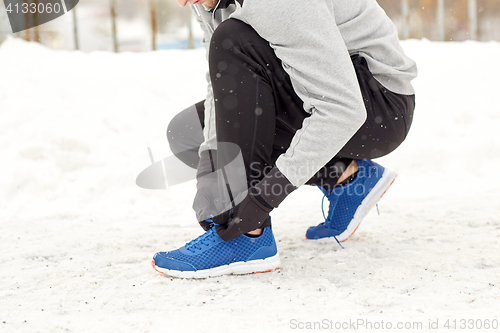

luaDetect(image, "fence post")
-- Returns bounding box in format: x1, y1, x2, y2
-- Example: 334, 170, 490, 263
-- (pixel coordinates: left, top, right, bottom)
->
33, 0, 40, 42
468, 0, 478, 40
23, 0, 30, 41
150, 0, 157, 51
187, 6, 194, 49
73, 5, 79, 50
436, 0, 445, 41
401, 0, 410, 39
110, 0, 118, 52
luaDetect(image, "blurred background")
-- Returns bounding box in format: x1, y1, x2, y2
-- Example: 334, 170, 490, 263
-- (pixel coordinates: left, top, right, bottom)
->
1, 0, 500, 51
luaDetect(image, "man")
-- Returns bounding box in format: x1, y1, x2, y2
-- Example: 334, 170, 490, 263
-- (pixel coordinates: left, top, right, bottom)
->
152, 0, 417, 278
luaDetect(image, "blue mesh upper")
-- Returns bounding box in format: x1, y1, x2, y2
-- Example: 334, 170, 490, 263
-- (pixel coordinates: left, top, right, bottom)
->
324, 160, 384, 233
157, 227, 275, 270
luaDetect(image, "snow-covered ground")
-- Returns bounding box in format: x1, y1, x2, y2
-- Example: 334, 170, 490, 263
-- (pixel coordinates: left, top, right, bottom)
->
1, 37, 499, 332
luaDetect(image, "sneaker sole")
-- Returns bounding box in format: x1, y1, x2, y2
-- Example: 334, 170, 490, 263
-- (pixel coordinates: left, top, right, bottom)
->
151, 253, 281, 279
308, 167, 397, 243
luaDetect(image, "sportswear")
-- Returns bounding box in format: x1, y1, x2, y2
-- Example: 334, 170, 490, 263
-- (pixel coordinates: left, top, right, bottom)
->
191, 0, 417, 187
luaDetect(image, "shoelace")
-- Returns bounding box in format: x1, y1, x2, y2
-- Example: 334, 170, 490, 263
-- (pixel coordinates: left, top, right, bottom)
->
320, 192, 344, 249
321, 193, 339, 222
206, 214, 223, 229
185, 227, 218, 253
320, 193, 382, 249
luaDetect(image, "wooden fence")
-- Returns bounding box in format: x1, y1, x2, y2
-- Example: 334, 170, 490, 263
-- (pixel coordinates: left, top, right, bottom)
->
399, 0, 478, 40
11, 0, 489, 51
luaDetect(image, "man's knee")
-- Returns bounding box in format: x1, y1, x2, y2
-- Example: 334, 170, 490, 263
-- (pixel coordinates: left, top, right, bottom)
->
210, 19, 265, 57
211, 19, 247, 51
167, 112, 182, 153
166, 105, 203, 155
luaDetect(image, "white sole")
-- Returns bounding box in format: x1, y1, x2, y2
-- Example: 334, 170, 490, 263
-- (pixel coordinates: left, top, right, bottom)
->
311, 167, 397, 243
152, 253, 281, 279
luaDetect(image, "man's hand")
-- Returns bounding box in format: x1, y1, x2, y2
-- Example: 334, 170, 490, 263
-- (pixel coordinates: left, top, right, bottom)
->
212, 166, 297, 241
212, 188, 272, 241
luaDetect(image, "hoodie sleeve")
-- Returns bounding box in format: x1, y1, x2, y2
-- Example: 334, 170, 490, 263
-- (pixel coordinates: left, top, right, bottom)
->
230, 0, 367, 187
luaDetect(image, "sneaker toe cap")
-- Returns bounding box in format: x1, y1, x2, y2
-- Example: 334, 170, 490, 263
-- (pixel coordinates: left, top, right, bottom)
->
306, 224, 330, 239
306, 223, 342, 240
153, 252, 196, 272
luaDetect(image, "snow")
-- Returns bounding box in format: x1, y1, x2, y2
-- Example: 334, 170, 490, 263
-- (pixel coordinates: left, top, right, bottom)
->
1, 36, 500, 332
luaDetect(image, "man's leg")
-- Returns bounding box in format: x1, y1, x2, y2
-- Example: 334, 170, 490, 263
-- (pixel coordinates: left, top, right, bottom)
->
209, 20, 414, 192
168, 20, 414, 223
209, 19, 326, 231
305, 56, 415, 241
156, 93, 282, 277
166, 100, 205, 169
209, 19, 295, 188
152, 19, 415, 276
209, 19, 415, 242
305, 55, 415, 190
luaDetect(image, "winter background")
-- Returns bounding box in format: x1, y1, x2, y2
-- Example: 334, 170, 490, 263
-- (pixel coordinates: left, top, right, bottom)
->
1, 3, 500, 333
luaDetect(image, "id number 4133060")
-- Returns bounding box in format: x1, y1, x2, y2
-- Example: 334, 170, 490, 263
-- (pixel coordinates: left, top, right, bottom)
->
6, 2, 62, 14
444, 319, 498, 330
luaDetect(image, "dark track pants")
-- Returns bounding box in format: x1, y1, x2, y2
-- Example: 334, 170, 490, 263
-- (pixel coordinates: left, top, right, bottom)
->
168, 19, 415, 197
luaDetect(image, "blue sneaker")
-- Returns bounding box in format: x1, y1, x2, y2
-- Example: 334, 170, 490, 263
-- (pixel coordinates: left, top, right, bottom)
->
306, 160, 397, 242
152, 226, 280, 278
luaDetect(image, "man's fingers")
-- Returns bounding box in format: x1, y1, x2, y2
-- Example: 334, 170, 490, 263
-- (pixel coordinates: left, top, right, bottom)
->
212, 209, 232, 225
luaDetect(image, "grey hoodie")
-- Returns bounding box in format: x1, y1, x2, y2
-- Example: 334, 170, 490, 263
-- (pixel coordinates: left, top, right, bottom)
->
192, 0, 417, 187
